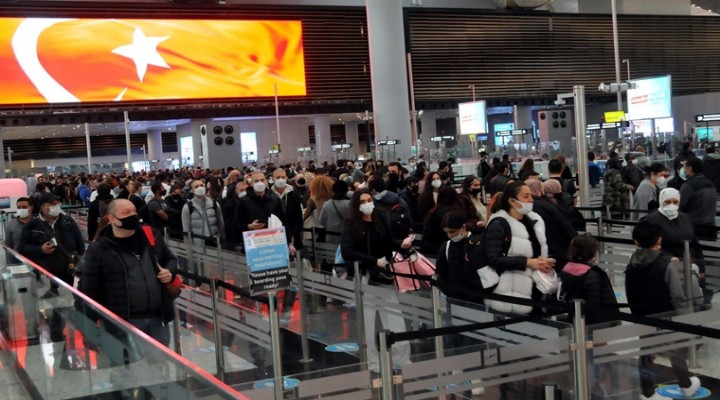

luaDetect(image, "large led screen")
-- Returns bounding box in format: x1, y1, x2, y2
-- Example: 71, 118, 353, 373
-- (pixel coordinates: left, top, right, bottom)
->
0, 17, 306, 105
459, 101, 488, 135
627, 75, 672, 121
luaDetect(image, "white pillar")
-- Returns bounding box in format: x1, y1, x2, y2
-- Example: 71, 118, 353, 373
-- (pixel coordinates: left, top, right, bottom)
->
366, 0, 413, 160
147, 129, 164, 162
314, 115, 332, 162
345, 121, 360, 156
0, 130, 5, 178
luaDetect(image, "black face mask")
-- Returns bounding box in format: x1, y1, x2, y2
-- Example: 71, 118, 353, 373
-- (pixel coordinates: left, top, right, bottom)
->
470, 188, 482, 196
160, 190, 167, 196
171, 194, 182, 200
297, 178, 306, 186
411, 186, 419, 194
114, 214, 140, 230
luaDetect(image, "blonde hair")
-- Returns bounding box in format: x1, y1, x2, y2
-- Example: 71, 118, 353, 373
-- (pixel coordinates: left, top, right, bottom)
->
309, 176, 334, 212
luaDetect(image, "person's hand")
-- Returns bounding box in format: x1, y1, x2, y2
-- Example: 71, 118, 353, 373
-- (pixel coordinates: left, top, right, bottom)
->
156, 267, 172, 283
476, 221, 486, 228
41, 241, 56, 255
527, 257, 554, 273
377, 257, 388, 268
248, 220, 266, 230
626, 185, 634, 191
401, 235, 414, 249
289, 244, 297, 257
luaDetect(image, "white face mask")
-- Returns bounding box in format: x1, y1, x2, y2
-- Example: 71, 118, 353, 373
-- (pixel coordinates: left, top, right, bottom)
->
194, 186, 206, 197
656, 176, 667, 188
660, 204, 679, 220
48, 204, 62, 217
512, 198, 533, 215
274, 178, 287, 189
16, 209, 30, 218
431, 180, 442, 189
253, 181, 267, 193
359, 202, 375, 215
450, 231, 466, 243
237, 191, 247, 199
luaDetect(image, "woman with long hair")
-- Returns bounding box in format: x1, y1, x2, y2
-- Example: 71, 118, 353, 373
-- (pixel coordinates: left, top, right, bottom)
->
459, 175, 487, 228
417, 171, 444, 216
484, 181, 555, 315
421, 186, 470, 255
303, 175, 335, 241
518, 159, 540, 181
340, 189, 411, 372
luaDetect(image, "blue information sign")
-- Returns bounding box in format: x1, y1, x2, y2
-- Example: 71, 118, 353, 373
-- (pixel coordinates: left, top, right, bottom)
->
243, 227, 290, 295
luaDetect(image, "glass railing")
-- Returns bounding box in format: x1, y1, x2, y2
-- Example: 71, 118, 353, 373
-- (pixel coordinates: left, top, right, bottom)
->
0, 243, 243, 400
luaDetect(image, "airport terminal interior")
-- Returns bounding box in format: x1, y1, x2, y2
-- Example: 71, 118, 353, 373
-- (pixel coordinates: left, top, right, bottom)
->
3, 0, 720, 399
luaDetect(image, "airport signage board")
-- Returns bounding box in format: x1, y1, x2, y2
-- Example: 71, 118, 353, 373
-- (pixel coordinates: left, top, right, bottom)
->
331, 144, 352, 149
430, 135, 455, 142
297, 147, 313, 152
586, 124, 601, 131
268, 149, 280, 154
0, 17, 306, 105
604, 111, 626, 123
243, 227, 290, 296
601, 122, 623, 129
696, 114, 720, 122
459, 100, 488, 135
627, 75, 672, 120
377, 140, 399, 146
495, 130, 512, 136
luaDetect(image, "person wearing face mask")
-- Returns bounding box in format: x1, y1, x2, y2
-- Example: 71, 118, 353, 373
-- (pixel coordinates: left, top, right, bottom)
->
165, 184, 187, 240
459, 176, 487, 228
233, 172, 295, 255
80, 199, 178, 347
643, 188, 706, 286
5, 197, 34, 251
487, 161, 513, 196
679, 157, 718, 241
421, 187, 473, 255
340, 189, 412, 373
632, 163, 668, 220
271, 168, 303, 251
527, 178, 576, 272
292, 173, 310, 208
87, 183, 115, 241
435, 211, 484, 302
399, 177, 423, 231
483, 182, 554, 315
417, 172, 444, 216
146, 182, 171, 233
18, 193, 85, 341
182, 180, 225, 247
318, 180, 351, 245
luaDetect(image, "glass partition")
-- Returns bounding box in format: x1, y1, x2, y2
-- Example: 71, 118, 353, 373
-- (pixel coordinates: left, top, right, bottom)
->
0, 244, 242, 399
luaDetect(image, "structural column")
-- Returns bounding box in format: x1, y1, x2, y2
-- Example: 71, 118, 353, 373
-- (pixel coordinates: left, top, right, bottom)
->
366, 0, 413, 160
420, 111, 437, 142
147, 129, 164, 163
0, 130, 5, 179
314, 115, 332, 162
345, 122, 360, 156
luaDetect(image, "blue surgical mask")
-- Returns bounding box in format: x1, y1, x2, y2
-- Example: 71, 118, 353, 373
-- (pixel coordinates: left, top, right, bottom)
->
679, 168, 688, 180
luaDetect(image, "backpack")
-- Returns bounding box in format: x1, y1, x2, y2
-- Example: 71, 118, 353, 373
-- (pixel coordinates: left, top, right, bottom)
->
466, 218, 512, 288
388, 203, 412, 239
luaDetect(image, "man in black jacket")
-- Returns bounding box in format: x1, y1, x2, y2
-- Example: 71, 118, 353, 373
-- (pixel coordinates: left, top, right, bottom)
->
233, 172, 296, 255
87, 183, 114, 240
679, 157, 717, 241
526, 178, 577, 271
18, 193, 86, 342
80, 199, 177, 346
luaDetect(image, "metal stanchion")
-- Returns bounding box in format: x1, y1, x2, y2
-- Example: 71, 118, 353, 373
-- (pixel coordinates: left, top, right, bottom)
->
598, 216, 613, 285
377, 330, 395, 400
215, 234, 225, 282
310, 227, 320, 313
431, 281, 445, 400
172, 306, 182, 356
268, 293, 284, 400
295, 251, 313, 363
354, 261, 367, 367
682, 240, 699, 368
628, 191, 634, 211
572, 300, 590, 400
184, 233, 195, 286
209, 278, 226, 382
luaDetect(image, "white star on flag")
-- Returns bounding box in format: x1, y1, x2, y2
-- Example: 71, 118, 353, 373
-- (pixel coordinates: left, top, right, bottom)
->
112, 28, 170, 83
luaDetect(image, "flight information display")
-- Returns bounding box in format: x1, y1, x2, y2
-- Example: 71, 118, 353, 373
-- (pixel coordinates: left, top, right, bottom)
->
459, 100, 488, 135
627, 75, 672, 120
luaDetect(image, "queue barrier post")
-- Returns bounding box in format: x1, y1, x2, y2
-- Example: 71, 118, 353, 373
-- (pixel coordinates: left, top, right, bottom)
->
268, 292, 284, 400
682, 240, 699, 368
571, 299, 590, 400
215, 234, 225, 282
377, 330, 395, 400
209, 278, 226, 382
431, 279, 445, 400
354, 261, 368, 367
295, 250, 313, 363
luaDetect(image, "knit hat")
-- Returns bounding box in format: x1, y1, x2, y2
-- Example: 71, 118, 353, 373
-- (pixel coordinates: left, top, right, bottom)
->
659, 188, 680, 205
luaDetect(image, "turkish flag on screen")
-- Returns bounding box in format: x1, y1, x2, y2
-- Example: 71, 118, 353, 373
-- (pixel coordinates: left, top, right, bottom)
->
0, 17, 306, 105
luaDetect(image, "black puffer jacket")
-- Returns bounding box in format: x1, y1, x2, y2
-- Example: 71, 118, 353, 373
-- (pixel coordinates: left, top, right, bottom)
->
18, 214, 85, 278
232, 189, 289, 245
531, 196, 577, 270
559, 262, 617, 325
80, 226, 178, 323
679, 174, 717, 228
340, 209, 398, 276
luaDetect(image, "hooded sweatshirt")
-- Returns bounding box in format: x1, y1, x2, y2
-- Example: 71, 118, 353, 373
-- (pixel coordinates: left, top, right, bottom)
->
559, 262, 617, 325
625, 249, 702, 316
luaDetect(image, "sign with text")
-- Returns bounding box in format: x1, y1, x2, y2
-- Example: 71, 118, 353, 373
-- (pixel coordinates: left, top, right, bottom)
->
696, 114, 720, 122
243, 227, 290, 296
297, 146, 313, 152
377, 140, 399, 146
430, 135, 455, 142
331, 144, 352, 149
604, 110, 626, 123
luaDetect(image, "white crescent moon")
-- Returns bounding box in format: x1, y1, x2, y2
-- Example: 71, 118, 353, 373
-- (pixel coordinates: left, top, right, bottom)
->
11, 18, 80, 103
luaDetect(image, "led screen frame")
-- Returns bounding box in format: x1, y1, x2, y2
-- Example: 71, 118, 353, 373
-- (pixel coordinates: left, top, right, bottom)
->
459, 100, 488, 135
627, 75, 672, 121
0, 17, 306, 105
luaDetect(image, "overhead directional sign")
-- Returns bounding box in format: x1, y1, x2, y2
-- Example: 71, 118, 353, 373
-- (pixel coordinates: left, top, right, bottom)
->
601, 122, 623, 129
430, 135, 455, 142
586, 124, 601, 131
268, 149, 280, 154
696, 114, 720, 122
495, 130, 512, 136
604, 110, 626, 123
377, 140, 399, 146
331, 144, 352, 150
297, 146, 313, 152
510, 129, 528, 135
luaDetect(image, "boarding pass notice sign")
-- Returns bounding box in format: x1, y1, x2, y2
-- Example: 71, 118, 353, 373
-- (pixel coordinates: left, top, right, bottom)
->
243, 227, 290, 295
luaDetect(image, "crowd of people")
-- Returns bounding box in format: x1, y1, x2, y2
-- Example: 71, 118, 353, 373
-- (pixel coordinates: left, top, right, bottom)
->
3, 145, 716, 399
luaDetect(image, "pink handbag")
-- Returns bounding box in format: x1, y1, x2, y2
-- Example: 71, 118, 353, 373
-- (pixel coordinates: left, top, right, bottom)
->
391, 251, 436, 293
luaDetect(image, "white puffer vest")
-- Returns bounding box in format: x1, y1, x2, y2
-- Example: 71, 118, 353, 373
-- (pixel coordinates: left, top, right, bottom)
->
485, 209, 548, 314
